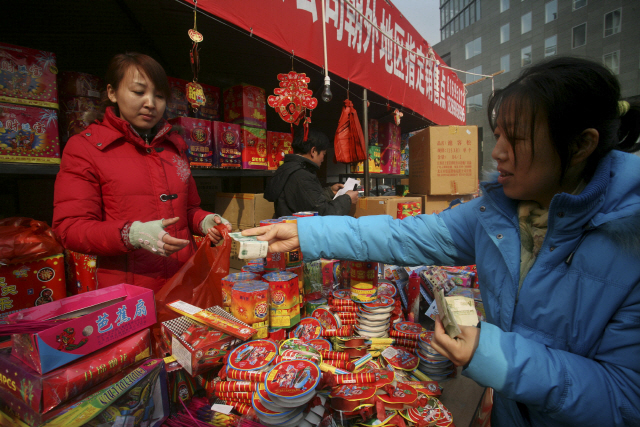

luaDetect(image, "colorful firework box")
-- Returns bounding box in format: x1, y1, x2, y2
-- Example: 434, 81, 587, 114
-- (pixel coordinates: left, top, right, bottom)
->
303, 259, 339, 301
161, 312, 242, 376
368, 118, 379, 146
378, 121, 401, 149
0, 102, 60, 164
266, 131, 293, 170
38, 359, 167, 427
212, 121, 241, 169
263, 271, 301, 328
168, 116, 213, 167
8, 283, 156, 374
240, 125, 268, 169
380, 147, 401, 174
195, 82, 221, 121
0, 253, 66, 320
58, 97, 100, 143
351, 145, 381, 174
231, 281, 270, 338
57, 71, 102, 99
223, 83, 267, 129
0, 329, 150, 416
166, 301, 257, 340
165, 76, 190, 119
64, 250, 97, 295
0, 43, 58, 109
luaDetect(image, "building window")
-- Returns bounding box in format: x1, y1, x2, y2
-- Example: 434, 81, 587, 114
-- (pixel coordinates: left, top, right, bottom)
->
466, 66, 483, 84
476, 0, 481, 20
573, 0, 586, 10
467, 93, 483, 113
500, 23, 510, 43
521, 45, 532, 66
544, 35, 557, 57
604, 9, 621, 37
465, 37, 482, 59
603, 51, 620, 75
500, 0, 509, 13
440, 52, 452, 67
545, 1, 557, 23
521, 12, 532, 34
572, 23, 587, 48
501, 54, 510, 73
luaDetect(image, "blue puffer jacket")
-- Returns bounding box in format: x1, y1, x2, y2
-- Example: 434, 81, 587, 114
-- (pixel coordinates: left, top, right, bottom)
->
298, 150, 640, 426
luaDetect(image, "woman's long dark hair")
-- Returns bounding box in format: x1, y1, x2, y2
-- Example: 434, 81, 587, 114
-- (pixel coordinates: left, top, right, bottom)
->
488, 56, 640, 180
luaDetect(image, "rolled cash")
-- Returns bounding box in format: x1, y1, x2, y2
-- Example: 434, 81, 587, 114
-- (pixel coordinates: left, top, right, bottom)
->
229, 232, 269, 259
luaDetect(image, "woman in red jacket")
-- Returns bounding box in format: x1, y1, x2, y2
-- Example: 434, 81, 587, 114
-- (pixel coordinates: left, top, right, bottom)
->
53, 53, 231, 293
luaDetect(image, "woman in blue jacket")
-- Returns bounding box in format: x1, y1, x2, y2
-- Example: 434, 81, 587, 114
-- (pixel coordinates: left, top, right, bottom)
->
245, 57, 640, 426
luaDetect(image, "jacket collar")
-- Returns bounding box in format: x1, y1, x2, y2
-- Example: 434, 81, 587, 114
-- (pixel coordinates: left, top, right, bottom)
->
283, 153, 319, 172
89, 107, 176, 151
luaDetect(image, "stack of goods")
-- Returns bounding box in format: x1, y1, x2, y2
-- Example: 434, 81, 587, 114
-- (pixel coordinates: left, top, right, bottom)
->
230, 281, 270, 339
379, 121, 401, 174
0, 285, 167, 426
58, 71, 102, 144
224, 83, 268, 170
221, 272, 259, 312
355, 295, 395, 338
0, 42, 61, 164
263, 271, 301, 328
416, 331, 456, 382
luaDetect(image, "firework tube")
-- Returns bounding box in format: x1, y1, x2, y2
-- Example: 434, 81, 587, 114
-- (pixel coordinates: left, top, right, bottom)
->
334, 373, 376, 384
226, 369, 268, 382
214, 391, 252, 401
336, 312, 357, 320
319, 362, 350, 375
323, 359, 356, 371
214, 381, 259, 392
320, 350, 349, 361
352, 353, 373, 371
330, 298, 357, 307
329, 305, 358, 312
322, 326, 353, 337
390, 329, 421, 339
232, 402, 251, 415
340, 319, 357, 325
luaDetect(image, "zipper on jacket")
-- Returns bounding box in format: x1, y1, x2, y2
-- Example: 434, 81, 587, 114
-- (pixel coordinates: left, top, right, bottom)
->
565, 225, 595, 265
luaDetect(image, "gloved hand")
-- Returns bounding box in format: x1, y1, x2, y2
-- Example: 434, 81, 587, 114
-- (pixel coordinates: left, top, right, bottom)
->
129, 217, 189, 256
200, 214, 232, 244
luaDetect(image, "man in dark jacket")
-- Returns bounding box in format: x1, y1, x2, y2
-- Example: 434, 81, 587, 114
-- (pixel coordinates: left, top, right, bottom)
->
265, 129, 358, 217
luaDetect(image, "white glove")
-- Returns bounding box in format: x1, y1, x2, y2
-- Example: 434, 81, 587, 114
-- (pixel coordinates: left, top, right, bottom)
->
129, 219, 169, 256
200, 214, 231, 235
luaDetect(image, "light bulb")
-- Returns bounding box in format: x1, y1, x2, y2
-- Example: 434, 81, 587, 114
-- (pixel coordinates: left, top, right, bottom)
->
321, 76, 332, 102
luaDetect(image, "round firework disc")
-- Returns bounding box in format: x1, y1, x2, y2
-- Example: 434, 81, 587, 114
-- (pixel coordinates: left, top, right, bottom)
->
377, 280, 397, 298
330, 384, 377, 400
378, 382, 418, 405
358, 310, 392, 321
357, 317, 390, 327
265, 359, 320, 400
362, 295, 395, 310
356, 322, 389, 333
360, 305, 395, 314
256, 388, 289, 413
269, 391, 317, 408
311, 306, 341, 330
279, 338, 322, 364
228, 339, 278, 371
289, 317, 323, 341
251, 392, 294, 417
393, 321, 425, 336
333, 290, 351, 300
307, 338, 332, 352
382, 346, 419, 371
355, 329, 389, 338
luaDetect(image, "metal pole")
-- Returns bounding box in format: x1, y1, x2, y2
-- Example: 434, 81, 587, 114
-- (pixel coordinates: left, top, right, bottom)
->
363, 88, 369, 197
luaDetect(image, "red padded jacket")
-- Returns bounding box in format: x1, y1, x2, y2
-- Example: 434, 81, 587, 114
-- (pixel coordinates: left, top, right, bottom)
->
53, 107, 210, 293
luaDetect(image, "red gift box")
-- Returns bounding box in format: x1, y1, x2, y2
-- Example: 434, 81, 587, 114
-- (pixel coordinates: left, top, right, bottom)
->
212, 121, 241, 169
169, 116, 213, 167
196, 82, 221, 121
241, 125, 267, 170
64, 250, 97, 295
224, 84, 267, 129
0, 253, 65, 319
0, 329, 150, 416
0, 102, 60, 164
267, 131, 292, 170
166, 76, 190, 119
378, 121, 401, 150
0, 43, 58, 109
57, 71, 102, 99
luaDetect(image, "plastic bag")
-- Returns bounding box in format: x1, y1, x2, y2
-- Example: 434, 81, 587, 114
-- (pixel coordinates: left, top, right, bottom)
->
334, 99, 367, 163
154, 225, 231, 325
0, 217, 64, 265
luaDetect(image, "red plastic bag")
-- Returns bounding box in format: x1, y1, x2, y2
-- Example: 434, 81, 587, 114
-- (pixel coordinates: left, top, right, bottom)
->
154, 225, 231, 325
334, 99, 367, 163
0, 217, 64, 265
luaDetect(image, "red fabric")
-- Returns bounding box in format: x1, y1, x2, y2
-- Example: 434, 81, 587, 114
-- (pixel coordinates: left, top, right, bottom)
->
334, 99, 366, 163
53, 108, 210, 293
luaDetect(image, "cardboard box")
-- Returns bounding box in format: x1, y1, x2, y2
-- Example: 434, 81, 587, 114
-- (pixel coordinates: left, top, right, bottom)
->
0, 43, 59, 109
408, 193, 466, 215
409, 126, 479, 195
378, 121, 401, 149
380, 147, 401, 174
0, 329, 150, 416
215, 193, 274, 229
267, 131, 293, 170
351, 145, 381, 173
223, 83, 267, 129
241, 125, 268, 169
212, 121, 241, 168
57, 71, 102, 99
0, 253, 66, 319
8, 284, 156, 373
168, 116, 213, 167
353, 196, 421, 219
165, 76, 190, 119
0, 103, 61, 164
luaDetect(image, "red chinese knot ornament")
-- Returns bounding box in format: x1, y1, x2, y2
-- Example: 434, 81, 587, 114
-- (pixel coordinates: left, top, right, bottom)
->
268, 71, 318, 126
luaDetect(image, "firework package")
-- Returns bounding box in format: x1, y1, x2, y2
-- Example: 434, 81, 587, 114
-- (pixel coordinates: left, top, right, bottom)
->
8, 284, 156, 374
0, 102, 60, 164
0, 329, 151, 418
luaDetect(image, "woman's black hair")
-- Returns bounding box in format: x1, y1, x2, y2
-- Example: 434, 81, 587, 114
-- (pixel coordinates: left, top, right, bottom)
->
488, 56, 640, 180
291, 126, 330, 155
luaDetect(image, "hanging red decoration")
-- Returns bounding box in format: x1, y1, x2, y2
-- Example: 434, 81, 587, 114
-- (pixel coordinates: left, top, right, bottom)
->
268, 71, 318, 129
186, 0, 206, 111
334, 99, 367, 164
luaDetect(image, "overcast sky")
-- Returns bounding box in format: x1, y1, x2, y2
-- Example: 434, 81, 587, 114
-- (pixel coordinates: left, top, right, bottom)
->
392, 0, 441, 46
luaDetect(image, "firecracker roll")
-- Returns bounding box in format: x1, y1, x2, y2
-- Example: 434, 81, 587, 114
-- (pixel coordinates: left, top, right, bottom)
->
214, 381, 259, 392
221, 272, 259, 311
231, 281, 270, 338
321, 326, 353, 337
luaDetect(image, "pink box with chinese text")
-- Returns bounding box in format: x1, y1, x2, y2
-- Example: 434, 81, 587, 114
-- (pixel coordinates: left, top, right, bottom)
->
8, 284, 156, 374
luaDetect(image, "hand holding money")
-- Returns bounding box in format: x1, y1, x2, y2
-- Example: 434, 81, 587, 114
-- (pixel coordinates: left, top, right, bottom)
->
430, 316, 480, 367
228, 232, 268, 259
